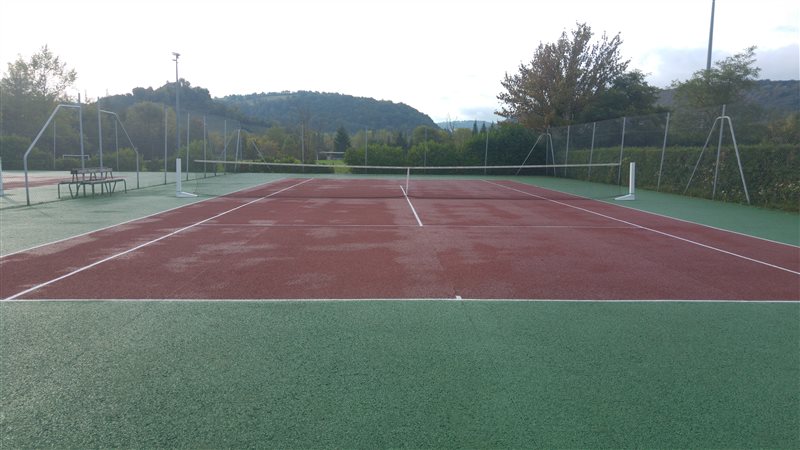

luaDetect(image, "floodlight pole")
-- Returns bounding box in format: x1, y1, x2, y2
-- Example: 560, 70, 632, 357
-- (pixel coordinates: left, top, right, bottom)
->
707, 0, 716, 71
173, 52, 181, 161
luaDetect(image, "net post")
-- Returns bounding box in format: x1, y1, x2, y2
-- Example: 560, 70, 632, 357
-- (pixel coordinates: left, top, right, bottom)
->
0, 157, 4, 197
405, 167, 410, 194
175, 157, 197, 198
615, 162, 636, 201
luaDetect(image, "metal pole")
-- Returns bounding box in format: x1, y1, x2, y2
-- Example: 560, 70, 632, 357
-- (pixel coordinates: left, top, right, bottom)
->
588, 122, 596, 179
548, 133, 556, 176
53, 121, 56, 169
78, 102, 85, 170
684, 118, 720, 195
564, 125, 571, 177
173, 52, 180, 164
23, 104, 73, 205
115, 120, 119, 170
223, 120, 227, 173
235, 129, 241, 171
725, 116, 751, 204
617, 117, 626, 184
203, 115, 207, 178
712, 105, 726, 199
657, 112, 671, 191
100, 110, 139, 188
185, 112, 190, 180
707, 0, 716, 71
163, 104, 168, 184
97, 102, 103, 167
483, 128, 489, 174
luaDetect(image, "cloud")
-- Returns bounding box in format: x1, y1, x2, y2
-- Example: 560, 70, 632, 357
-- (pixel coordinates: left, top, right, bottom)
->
642, 44, 799, 89
641, 48, 708, 88
756, 45, 800, 80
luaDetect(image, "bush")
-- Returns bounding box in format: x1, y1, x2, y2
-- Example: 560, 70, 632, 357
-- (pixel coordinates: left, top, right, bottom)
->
565, 144, 799, 211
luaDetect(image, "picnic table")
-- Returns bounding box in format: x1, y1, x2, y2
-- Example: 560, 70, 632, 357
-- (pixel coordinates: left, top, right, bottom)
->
57, 167, 127, 199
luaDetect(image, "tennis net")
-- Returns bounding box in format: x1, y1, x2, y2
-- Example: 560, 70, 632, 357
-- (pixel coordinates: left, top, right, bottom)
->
182, 160, 631, 201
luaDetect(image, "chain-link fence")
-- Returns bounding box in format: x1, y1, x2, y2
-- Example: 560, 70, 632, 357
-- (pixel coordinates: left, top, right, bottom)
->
2, 101, 798, 211
541, 103, 798, 211
0, 103, 244, 208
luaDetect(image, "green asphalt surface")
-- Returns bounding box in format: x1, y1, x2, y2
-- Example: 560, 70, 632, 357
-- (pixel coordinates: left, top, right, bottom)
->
2, 301, 798, 448
1, 173, 799, 447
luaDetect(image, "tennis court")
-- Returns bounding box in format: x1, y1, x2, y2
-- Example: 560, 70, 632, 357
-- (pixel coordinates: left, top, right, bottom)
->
2, 174, 797, 301
1, 171, 798, 448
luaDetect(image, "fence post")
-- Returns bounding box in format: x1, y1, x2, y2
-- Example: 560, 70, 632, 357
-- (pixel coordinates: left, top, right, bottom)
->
657, 112, 670, 191
563, 125, 571, 177
617, 117, 627, 185
712, 104, 726, 200
588, 122, 596, 179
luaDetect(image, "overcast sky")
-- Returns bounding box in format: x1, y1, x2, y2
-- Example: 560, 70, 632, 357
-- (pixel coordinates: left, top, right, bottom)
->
1, 0, 798, 122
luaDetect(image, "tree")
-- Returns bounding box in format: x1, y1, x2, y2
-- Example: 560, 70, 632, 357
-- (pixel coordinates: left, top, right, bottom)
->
577, 70, 663, 122
0, 45, 77, 137
124, 101, 170, 160
671, 46, 760, 108
333, 126, 351, 153
1, 45, 77, 101
497, 23, 628, 129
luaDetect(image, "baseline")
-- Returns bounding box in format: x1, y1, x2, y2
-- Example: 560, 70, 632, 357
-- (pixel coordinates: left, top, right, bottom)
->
3, 298, 798, 304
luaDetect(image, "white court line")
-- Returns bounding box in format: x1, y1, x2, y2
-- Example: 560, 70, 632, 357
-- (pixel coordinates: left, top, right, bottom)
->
3, 297, 797, 303
401, 185, 424, 227
0, 175, 292, 259
2, 179, 313, 301
195, 223, 635, 229
483, 180, 800, 276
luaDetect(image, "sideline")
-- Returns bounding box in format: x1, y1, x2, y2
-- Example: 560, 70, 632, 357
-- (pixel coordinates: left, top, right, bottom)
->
484, 180, 800, 276
2, 179, 313, 301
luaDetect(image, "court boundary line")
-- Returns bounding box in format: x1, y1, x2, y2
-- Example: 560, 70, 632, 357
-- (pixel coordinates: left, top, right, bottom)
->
3, 297, 798, 304
606, 194, 800, 248
496, 178, 799, 249
0, 175, 293, 259
194, 223, 636, 229
2, 179, 313, 301
483, 180, 800, 276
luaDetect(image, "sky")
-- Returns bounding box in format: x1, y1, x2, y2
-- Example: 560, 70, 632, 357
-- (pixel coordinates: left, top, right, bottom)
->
1, 0, 798, 123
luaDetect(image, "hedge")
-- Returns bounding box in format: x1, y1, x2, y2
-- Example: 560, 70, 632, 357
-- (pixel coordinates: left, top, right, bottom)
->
562, 144, 799, 211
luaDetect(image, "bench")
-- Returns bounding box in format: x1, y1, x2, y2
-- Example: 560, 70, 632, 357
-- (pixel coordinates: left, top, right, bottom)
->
58, 167, 127, 199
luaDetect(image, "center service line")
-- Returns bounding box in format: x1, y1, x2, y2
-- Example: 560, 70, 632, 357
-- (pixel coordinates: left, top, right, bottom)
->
401, 185, 424, 227
2, 179, 314, 301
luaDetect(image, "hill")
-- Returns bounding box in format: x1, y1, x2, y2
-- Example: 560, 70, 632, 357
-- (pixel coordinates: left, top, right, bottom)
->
219, 91, 436, 133
657, 79, 799, 119
436, 120, 496, 131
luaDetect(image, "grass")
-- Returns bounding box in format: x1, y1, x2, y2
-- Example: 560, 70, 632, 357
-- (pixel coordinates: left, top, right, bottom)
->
1, 301, 798, 448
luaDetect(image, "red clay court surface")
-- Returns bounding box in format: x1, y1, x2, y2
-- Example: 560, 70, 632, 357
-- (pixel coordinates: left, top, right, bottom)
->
2, 174, 64, 189
1, 178, 798, 301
